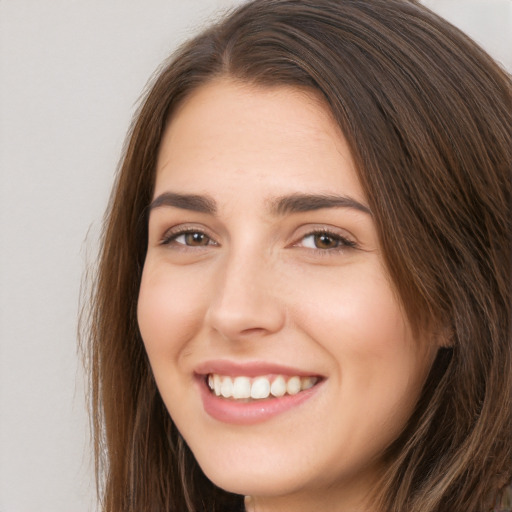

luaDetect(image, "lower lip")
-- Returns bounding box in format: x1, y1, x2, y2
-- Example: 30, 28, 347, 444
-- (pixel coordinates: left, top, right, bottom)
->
197, 377, 323, 425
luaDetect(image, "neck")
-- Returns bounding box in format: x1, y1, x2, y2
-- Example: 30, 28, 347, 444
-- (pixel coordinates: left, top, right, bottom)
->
244, 479, 380, 512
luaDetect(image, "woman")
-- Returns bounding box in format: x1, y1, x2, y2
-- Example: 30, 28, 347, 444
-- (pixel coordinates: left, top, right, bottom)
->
83, 0, 512, 510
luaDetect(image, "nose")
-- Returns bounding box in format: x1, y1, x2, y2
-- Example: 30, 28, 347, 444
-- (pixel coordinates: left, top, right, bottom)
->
205, 249, 286, 342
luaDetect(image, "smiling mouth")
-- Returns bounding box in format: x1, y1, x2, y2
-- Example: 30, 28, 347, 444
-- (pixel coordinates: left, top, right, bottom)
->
206, 374, 320, 401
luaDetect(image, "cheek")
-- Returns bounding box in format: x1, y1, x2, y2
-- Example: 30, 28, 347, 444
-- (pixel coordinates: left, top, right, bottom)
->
292, 261, 430, 427
292, 260, 408, 357
137, 261, 207, 361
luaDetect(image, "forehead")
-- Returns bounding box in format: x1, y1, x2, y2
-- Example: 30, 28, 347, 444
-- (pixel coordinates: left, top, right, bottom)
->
154, 78, 364, 205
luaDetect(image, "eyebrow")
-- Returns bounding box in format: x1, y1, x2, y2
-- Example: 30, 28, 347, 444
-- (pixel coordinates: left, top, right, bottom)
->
270, 193, 372, 216
148, 191, 371, 216
149, 192, 217, 214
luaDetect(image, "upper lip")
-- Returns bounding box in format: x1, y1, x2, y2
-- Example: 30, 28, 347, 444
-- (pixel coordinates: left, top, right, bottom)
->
194, 359, 323, 378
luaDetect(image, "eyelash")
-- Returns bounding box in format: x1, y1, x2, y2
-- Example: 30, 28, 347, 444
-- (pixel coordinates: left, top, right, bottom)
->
296, 230, 357, 253
160, 227, 216, 248
160, 227, 357, 253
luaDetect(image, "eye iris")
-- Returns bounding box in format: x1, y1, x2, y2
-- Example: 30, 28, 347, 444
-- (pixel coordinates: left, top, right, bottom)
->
314, 233, 338, 249
185, 232, 209, 246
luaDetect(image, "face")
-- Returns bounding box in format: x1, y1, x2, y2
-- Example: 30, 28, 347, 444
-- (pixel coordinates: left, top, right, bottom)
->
138, 79, 438, 511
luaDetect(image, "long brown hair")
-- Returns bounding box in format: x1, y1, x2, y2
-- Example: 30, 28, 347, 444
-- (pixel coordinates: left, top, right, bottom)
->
82, 1, 512, 510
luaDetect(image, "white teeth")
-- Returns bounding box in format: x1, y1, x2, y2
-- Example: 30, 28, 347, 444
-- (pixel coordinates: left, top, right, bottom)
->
220, 377, 233, 398
233, 376, 251, 399
207, 374, 319, 400
301, 376, 316, 390
251, 377, 271, 399
270, 376, 286, 397
213, 374, 221, 396
286, 376, 301, 395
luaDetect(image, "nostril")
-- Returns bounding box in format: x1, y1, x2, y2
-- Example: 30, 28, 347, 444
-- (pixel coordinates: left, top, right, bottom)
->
205, 290, 286, 341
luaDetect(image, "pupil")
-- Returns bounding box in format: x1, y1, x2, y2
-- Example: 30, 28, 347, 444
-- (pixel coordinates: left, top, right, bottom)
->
315, 233, 337, 249
186, 232, 207, 246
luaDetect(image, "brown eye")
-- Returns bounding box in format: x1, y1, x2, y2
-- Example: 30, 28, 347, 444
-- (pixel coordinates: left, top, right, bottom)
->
162, 230, 215, 247
298, 231, 357, 251
313, 233, 340, 249
182, 232, 211, 246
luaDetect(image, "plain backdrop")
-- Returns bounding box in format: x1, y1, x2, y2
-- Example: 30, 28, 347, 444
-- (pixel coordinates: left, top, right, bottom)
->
1, 1, 511, 511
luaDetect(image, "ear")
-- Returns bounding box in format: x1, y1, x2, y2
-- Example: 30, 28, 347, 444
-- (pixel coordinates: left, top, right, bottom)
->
433, 323, 454, 349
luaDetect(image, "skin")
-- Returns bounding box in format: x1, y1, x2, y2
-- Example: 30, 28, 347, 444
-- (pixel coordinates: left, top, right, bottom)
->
137, 79, 439, 512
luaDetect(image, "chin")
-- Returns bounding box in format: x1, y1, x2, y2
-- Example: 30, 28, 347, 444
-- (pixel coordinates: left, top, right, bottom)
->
201, 463, 306, 498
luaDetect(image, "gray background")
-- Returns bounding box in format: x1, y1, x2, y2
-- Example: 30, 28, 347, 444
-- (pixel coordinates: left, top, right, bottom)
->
1, 1, 511, 511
